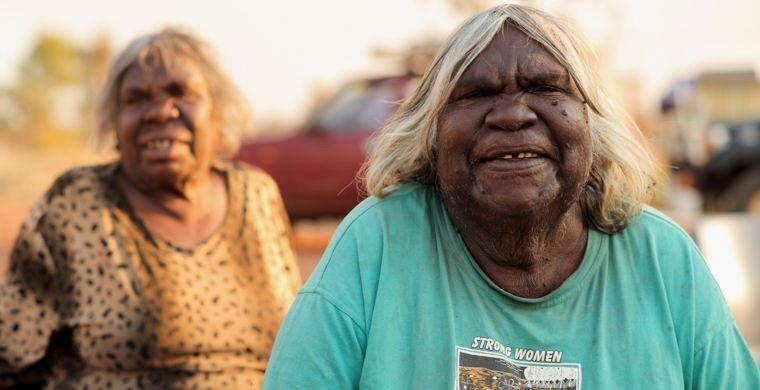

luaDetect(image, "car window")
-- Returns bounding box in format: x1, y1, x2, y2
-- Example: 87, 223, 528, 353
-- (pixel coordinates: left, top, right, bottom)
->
309, 78, 411, 132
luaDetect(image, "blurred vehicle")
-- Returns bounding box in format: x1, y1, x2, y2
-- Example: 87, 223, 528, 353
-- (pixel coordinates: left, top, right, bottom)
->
234, 75, 418, 219
694, 120, 760, 212
661, 70, 760, 213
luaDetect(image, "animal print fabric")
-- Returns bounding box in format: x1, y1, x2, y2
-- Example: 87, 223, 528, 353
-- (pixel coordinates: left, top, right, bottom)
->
0, 162, 300, 389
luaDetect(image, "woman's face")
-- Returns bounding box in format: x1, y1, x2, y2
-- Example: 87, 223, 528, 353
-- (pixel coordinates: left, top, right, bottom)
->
116, 55, 218, 189
436, 26, 592, 219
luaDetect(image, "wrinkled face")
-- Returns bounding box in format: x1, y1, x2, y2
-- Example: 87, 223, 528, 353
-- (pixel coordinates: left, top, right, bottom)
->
117, 55, 217, 189
436, 26, 592, 218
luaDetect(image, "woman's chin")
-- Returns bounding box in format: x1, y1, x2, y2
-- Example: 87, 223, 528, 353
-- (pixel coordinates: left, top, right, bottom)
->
475, 191, 551, 218
132, 161, 195, 191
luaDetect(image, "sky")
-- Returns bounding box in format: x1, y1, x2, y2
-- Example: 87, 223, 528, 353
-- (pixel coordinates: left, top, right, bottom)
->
3, 0, 759, 127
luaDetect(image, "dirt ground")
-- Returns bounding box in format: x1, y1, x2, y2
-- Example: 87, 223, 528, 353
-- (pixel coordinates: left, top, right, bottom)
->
0, 138, 335, 281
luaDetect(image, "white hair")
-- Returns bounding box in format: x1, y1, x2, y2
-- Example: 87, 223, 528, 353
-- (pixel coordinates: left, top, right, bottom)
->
363, 4, 657, 233
96, 26, 251, 158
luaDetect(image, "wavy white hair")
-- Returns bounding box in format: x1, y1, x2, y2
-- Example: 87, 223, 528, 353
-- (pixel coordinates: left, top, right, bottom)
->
363, 4, 657, 233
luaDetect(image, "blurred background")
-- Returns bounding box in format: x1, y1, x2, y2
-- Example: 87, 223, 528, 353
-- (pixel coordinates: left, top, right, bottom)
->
1, 0, 758, 357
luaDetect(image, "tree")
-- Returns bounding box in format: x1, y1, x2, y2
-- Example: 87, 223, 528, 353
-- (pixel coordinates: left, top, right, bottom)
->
0, 31, 113, 147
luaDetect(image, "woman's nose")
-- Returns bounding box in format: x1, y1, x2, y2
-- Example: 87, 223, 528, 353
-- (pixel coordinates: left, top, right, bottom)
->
484, 93, 537, 132
143, 96, 180, 122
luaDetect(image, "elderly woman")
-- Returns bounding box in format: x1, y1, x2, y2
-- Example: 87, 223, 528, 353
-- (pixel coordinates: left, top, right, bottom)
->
264, 5, 759, 389
0, 28, 300, 388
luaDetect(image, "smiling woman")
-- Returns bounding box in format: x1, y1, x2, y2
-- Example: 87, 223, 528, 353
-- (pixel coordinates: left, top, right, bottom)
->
434, 26, 593, 294
263, 4, 760, 389
114, 52, 225, 246
117, 55, 216, 187
0, 28, 300, 389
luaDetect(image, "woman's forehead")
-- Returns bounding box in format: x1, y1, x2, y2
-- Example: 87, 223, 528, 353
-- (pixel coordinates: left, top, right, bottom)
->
120, 54, 205, 89
459, 28, 568, 83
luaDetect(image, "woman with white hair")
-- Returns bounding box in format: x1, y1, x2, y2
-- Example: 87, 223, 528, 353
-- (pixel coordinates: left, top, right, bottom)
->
264, 4, 759, 388
0, 27, 300, 388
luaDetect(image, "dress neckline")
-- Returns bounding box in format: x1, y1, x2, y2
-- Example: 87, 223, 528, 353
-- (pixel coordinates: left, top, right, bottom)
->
106, 161, 242, 255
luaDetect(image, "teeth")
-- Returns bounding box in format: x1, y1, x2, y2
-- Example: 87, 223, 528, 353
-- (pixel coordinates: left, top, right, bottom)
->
503, 152, 538, 160
146, 139, 173, 150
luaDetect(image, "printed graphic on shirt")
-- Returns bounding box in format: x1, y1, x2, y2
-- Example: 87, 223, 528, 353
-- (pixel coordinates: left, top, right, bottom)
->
456, 345, 581, 390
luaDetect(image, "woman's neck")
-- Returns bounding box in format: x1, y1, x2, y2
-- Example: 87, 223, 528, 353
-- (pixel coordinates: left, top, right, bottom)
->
117, 169, 229, 248
450, 202, 588, 298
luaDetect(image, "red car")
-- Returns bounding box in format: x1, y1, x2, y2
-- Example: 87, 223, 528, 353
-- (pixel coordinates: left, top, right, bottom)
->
234, 75, 418, 219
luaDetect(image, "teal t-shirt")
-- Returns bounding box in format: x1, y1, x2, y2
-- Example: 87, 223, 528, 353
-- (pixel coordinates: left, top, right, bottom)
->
264, 184, 759, 389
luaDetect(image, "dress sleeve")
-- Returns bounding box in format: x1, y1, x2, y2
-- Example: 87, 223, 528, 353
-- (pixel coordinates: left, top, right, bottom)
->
691, 320, 760, 388
246, 167, 301, 296
259, 172, 301, 292
263, 290, 367, 389
0, 201, 62, 382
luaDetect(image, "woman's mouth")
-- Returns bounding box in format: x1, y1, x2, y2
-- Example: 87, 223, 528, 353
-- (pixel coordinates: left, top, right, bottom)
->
145, 139, 175, 151
476, 150, 551, 175
141, 138, 190, 161
502, 152, 539, 160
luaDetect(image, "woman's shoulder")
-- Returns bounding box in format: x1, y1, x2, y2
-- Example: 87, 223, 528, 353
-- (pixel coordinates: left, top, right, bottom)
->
308, 183, 441, 283
21, 163, 117, 224
624, 205, 697, 246
223, 161, 278, 188
342, 182, 439, 226
43, 163, 117, 203
301, 183, 442, 321
12, 163, 118, 260
613, 205, 708, 286
609, 206, 703, 269
620, 209, 738, 357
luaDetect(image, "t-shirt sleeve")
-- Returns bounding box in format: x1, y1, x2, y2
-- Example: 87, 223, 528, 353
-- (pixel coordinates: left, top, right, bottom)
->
650, 209, 760, 387
0, 201, 62, 383
263, 290, 367, 389
691, 320, 760, 388
263, 205, 379, 389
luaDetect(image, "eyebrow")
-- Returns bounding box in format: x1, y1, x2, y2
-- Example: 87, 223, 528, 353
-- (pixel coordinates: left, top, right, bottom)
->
120, 86, 147, 97
518, 71, 571, 84
120, 75, 203, 94
455, 69, 502, 90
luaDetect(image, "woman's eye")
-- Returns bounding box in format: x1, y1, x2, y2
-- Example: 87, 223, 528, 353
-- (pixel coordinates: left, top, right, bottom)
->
529, 84, 563, 94
123, 92, 147, 104
167, 83, 185, 97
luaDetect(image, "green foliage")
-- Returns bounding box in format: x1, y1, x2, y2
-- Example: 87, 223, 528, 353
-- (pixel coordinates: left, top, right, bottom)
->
20, 34, 82, 86
0, 31, 113, 148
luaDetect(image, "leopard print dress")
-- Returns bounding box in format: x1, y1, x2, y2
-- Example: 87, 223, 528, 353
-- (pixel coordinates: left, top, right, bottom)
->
0, 162, 301, 389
